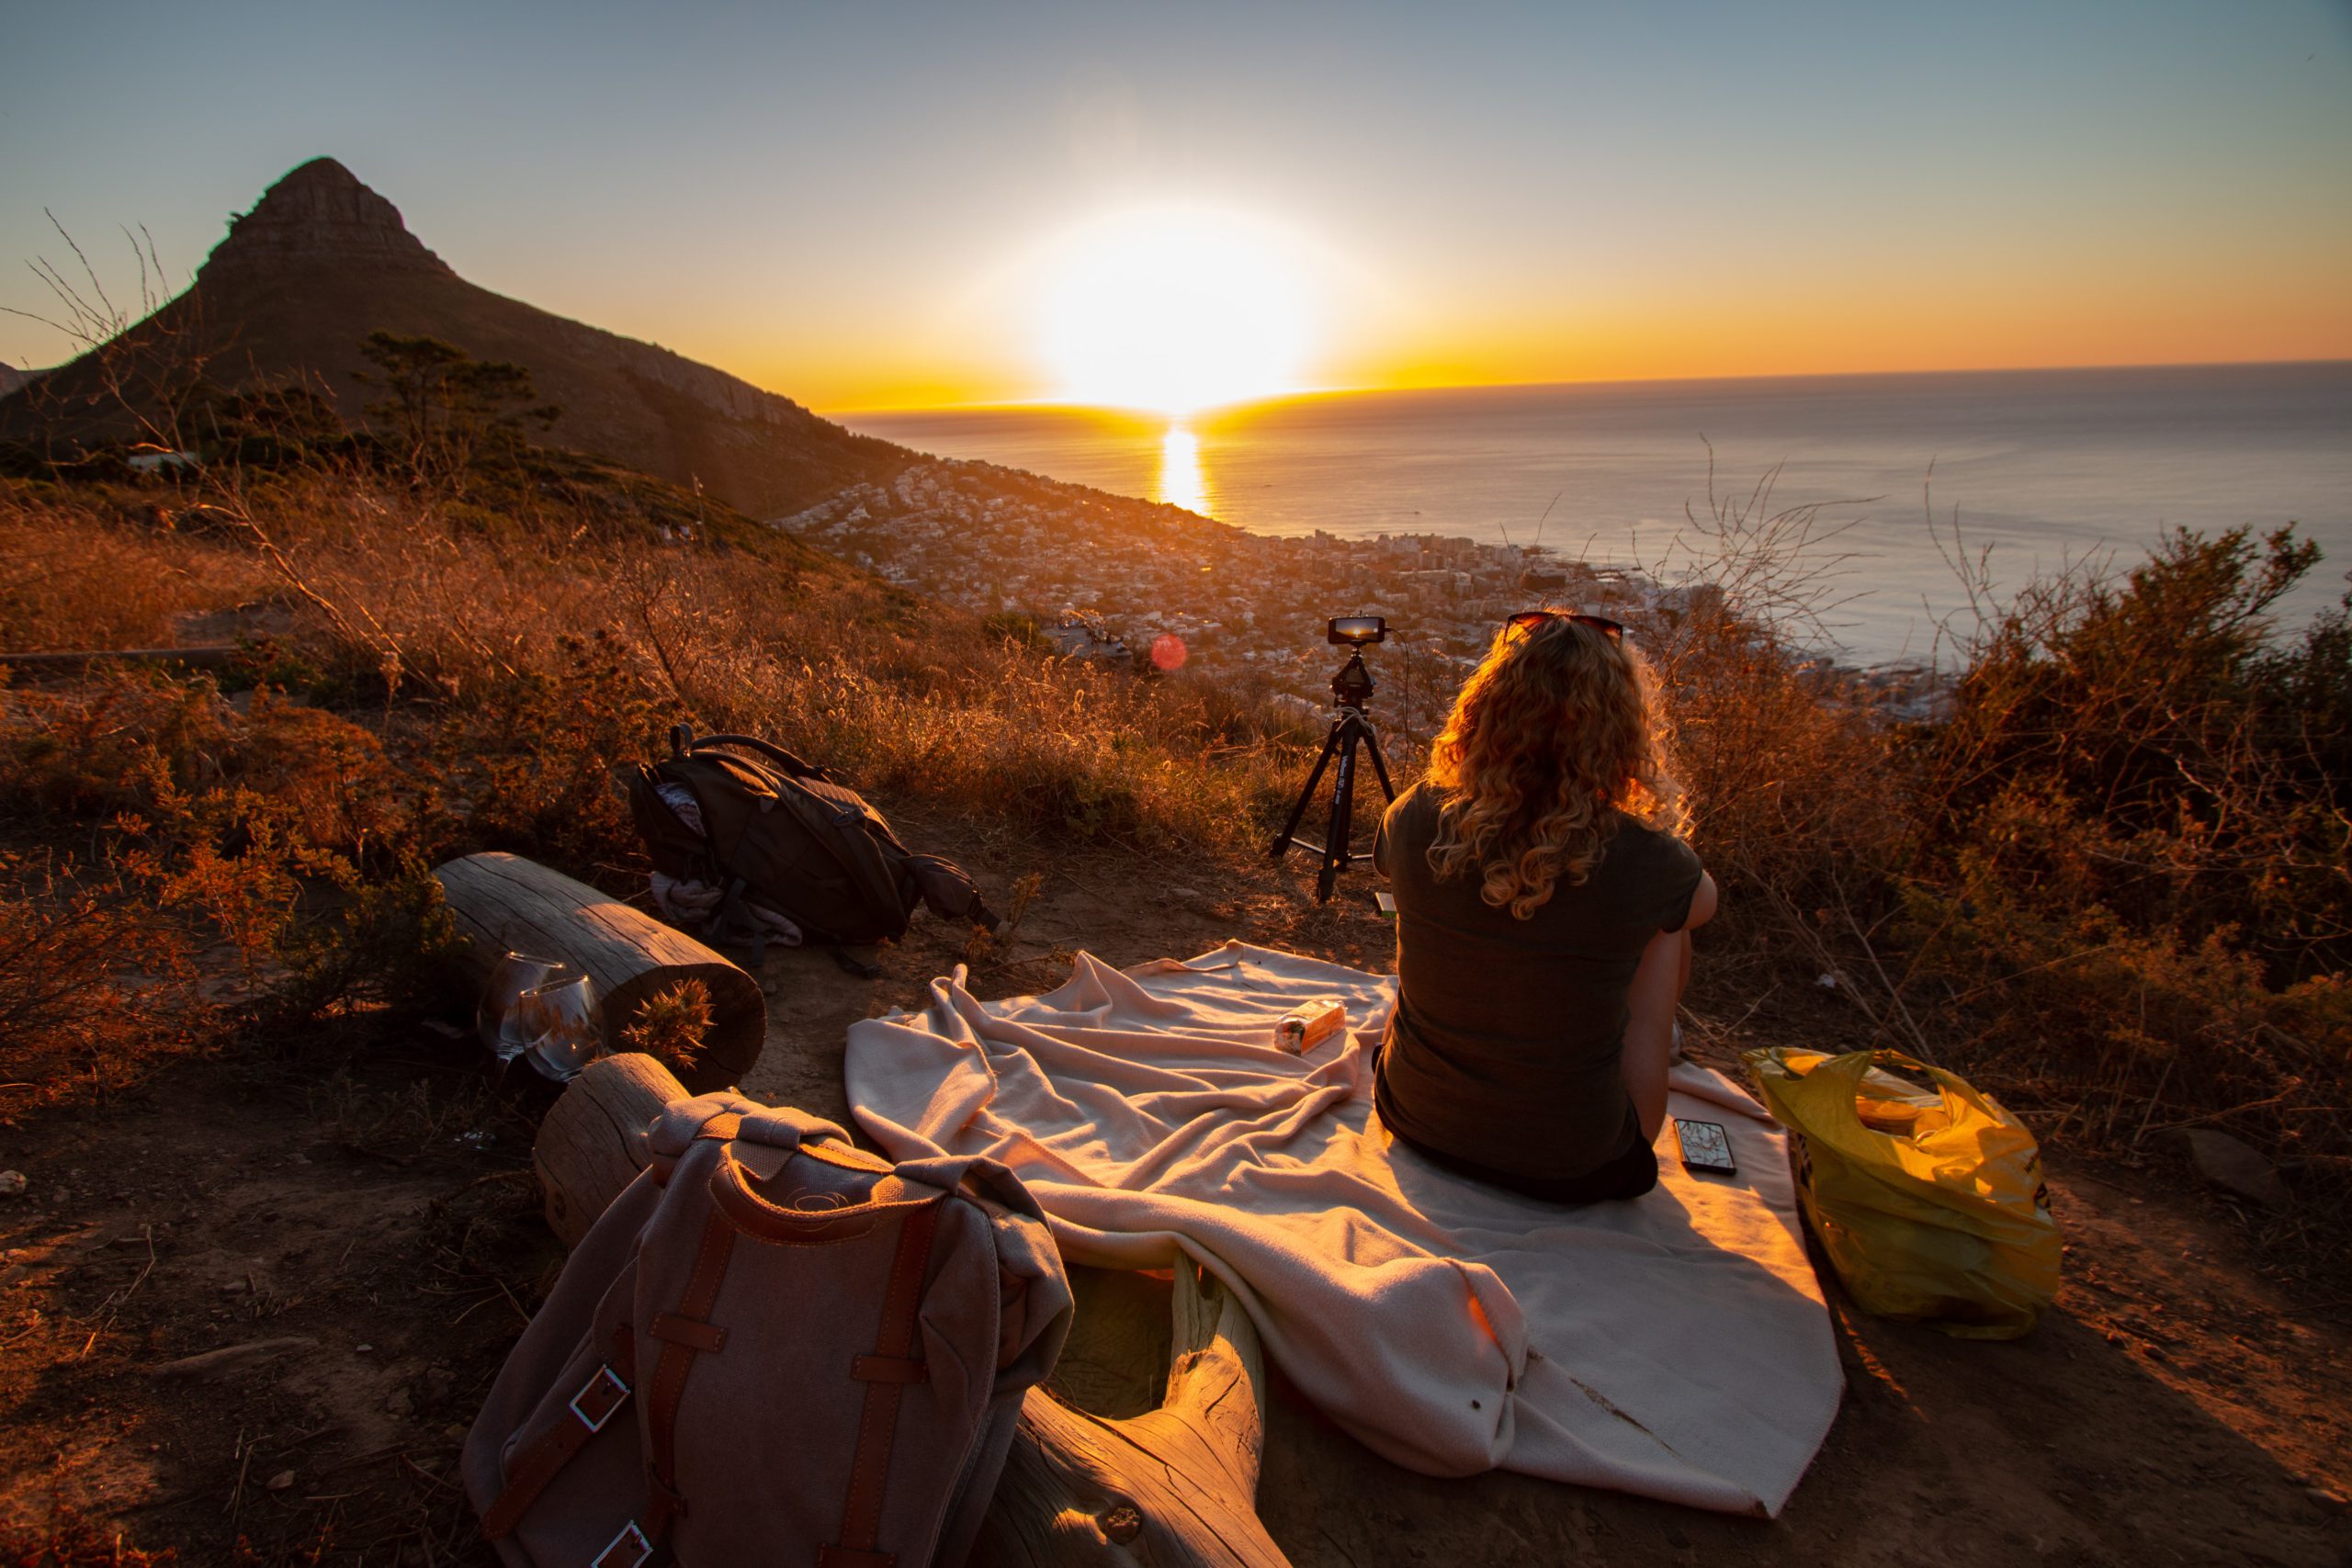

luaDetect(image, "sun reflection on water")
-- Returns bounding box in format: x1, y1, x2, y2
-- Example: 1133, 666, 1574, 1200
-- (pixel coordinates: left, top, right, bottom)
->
1157, 425, 1212, 515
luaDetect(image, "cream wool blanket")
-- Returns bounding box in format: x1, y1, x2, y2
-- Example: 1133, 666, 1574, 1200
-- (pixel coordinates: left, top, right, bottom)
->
843, 942, 1843, 1516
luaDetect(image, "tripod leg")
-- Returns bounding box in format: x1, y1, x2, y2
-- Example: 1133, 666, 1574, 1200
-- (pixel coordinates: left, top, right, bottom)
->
1271, 724, 1343, 860
1318, 729, 1358, 903
1360, 719, 1399, 803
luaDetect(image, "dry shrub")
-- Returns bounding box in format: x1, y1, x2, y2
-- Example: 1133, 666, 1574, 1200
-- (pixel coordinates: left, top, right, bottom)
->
1918, 525, 2349, 985
1633, 472, 1914, 996
445, 630, 667, 871
0, 663, 455, 1092
0, 847, 209, 1107
1632, 476, 2349, 1234
266, 857, 467, 1030
2, 665, 412, 852
1899, 526, 2351, 1203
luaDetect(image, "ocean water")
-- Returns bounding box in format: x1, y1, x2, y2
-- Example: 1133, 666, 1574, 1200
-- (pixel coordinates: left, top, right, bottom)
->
839, 362, 2352, 666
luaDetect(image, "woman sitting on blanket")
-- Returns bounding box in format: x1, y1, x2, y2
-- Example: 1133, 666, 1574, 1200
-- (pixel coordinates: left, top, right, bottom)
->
1374, 608, 1716, 1203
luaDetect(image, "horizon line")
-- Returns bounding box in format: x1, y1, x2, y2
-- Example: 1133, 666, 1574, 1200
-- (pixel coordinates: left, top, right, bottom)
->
820, 354, 2352, 422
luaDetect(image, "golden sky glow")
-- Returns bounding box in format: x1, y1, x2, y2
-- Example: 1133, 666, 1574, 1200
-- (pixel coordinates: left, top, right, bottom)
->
4, 5, 2349, 411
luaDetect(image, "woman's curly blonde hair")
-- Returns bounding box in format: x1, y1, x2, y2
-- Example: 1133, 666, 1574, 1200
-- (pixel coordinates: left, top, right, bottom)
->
1425, 613, 1685, 919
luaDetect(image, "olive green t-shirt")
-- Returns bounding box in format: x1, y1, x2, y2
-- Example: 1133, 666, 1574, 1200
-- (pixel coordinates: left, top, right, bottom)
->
1373, 782, 1703, 1180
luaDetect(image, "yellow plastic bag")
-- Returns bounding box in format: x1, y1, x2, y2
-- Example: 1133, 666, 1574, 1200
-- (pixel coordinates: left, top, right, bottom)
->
1744, 1046, 2061, 1339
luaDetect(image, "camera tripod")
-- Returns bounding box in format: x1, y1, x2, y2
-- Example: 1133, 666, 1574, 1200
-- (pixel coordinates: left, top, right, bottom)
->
1270, 648, 1397, 903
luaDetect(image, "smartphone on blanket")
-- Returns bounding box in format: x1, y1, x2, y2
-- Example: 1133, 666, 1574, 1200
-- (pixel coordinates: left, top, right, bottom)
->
1674, 1118, 1737, 1177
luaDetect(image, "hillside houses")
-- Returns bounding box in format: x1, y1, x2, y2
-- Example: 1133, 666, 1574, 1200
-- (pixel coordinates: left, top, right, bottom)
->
773, 457, 1651, 728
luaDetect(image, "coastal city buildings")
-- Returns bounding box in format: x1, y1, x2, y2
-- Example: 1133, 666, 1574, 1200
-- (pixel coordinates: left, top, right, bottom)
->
772, 457, 1654, 735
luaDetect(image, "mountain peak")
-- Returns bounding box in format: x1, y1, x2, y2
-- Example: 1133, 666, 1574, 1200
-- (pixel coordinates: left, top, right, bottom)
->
202, 157, 452, 280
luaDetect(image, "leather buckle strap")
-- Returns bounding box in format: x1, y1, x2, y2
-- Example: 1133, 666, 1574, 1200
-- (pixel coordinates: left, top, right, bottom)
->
479, 1356, 635, 1540
827, 1200, 941, 1563
569, 1362, 631, 1434
591, 1520, 653, 1568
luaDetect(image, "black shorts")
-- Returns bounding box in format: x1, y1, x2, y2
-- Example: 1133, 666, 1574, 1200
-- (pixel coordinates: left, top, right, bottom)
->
1374, 1057, 1659, 1205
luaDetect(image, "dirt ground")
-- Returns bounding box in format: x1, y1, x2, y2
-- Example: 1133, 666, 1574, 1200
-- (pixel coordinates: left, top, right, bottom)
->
4, 843, 2347, 1565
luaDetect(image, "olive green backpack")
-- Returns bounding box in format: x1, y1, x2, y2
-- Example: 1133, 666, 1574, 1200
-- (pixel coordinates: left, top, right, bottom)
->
627, 726, 997, 960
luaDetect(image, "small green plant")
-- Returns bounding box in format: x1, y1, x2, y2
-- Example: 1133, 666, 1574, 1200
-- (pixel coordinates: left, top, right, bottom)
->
267, 858, 469, 1032
621, 979, 714, 1077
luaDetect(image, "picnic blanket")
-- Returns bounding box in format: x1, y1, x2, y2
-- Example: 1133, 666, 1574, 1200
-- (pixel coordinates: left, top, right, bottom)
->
843, 942, 1843, 1516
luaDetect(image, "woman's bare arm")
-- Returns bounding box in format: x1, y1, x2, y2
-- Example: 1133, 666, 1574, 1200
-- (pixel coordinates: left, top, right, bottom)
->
1621, 931, 1681, 1141
1685, 870, 1719, 931
1623, 870, 1716, 1140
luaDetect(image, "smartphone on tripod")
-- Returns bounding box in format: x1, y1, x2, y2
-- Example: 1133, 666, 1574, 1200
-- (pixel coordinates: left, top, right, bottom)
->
1269, 616, 1398, 903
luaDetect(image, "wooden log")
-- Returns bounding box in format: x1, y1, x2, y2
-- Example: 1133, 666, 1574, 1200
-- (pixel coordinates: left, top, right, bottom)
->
976, 1265, 1288, 1567
433, 851, 762, 1093
532, 1063, 1293, 1567
532, 1053, 686, 1247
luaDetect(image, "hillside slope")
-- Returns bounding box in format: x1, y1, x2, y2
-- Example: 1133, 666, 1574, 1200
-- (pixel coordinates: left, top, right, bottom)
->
0, 158, 904, 514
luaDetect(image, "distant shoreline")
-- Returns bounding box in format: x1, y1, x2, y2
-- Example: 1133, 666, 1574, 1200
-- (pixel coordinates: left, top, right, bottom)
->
820, 356, 2352, 423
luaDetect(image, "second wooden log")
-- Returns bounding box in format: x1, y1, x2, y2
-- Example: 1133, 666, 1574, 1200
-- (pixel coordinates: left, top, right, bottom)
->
532, 1052, 687, 1246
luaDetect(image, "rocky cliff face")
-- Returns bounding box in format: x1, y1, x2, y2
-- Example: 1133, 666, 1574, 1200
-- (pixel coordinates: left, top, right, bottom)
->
202, 159, 453, 282
2, 157, 904, 513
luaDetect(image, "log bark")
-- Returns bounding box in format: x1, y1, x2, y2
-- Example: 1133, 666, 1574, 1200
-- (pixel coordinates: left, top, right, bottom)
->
531, 1058, 1291, 1567
433, 851, 762, 1093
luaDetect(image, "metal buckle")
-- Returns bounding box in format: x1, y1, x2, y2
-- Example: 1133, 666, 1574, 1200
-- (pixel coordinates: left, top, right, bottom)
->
568, 1363, 630, 1434
590, 1520, 652, 1568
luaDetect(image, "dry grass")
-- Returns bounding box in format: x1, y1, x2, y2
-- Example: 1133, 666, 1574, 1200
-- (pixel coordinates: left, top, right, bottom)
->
0, 462, 1317, 1121
0, 487, 271, 652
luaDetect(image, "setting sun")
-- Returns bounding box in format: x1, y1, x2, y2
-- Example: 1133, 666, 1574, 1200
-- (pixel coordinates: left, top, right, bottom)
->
1034, 207, 1313, 416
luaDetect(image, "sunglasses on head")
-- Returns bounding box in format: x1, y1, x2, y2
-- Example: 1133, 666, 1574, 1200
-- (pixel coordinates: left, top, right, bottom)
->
1506, 609, 1624, 644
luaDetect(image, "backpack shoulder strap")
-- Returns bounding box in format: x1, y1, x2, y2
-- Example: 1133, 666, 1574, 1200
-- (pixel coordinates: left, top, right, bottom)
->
690, 730, 831, 783
639, 1202, 740, 1544
821, 1197, 943, 1568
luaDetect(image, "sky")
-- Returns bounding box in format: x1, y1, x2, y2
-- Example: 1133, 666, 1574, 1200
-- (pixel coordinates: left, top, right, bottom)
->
3, 0, 2349, 412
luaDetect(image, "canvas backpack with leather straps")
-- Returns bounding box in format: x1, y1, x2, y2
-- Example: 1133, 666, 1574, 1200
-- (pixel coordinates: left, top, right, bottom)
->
460, 1094, 1073, 1567
626, 726, 998, 962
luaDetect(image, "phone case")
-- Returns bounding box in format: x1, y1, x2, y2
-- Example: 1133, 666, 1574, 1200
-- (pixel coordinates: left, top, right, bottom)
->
1675, 1118, 1737, 1176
